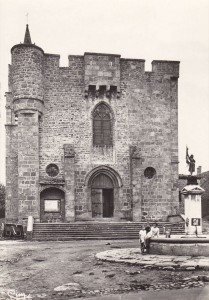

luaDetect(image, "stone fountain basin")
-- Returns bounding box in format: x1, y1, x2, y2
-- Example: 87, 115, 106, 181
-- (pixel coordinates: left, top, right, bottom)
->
150, 236, 209, 256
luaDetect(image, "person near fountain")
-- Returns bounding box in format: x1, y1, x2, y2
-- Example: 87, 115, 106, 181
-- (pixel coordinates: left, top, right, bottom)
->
139, 225, 147, 254
151, 223, 160, 238
145, 228, 152, 254
145, 222, 151, 234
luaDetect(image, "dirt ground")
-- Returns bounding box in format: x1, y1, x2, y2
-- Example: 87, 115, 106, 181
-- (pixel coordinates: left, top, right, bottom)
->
0, 240, 208, 300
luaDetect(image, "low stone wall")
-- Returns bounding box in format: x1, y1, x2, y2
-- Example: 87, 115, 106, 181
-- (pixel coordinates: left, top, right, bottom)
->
150, 237, 209, 256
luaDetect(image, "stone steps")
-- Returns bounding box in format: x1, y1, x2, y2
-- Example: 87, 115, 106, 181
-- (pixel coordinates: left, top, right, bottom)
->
32, 222, 185, 240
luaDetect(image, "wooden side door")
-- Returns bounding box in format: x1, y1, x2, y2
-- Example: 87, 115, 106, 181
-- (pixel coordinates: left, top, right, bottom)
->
91, 188, 103, 218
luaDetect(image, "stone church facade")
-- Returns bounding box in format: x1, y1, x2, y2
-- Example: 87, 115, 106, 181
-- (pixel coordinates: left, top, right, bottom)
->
5, 25, 180, 224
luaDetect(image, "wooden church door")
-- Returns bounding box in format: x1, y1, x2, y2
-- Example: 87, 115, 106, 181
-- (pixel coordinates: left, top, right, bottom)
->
91, 174, 114, 218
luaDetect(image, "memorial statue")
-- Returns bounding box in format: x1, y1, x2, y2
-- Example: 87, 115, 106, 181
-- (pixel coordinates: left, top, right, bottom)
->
186, 146, 195, 175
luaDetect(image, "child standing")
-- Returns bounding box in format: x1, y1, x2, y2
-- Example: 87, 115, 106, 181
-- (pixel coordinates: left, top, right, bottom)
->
139, 225, 147, 254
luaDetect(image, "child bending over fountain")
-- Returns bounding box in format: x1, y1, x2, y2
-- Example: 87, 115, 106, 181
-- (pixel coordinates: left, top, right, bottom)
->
151, 223, 160, 238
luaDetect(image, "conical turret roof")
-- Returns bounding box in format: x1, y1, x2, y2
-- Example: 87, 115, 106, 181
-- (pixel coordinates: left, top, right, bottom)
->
24, 24, 32, 44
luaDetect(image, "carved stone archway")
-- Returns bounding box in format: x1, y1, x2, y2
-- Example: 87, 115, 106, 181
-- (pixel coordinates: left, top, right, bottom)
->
85, 166, 122, 188
85, 166, 122, 220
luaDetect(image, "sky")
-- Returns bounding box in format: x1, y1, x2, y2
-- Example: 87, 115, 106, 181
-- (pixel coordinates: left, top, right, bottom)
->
0, 0, 208, 184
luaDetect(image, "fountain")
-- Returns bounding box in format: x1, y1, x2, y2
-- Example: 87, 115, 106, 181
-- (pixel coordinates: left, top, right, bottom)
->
149, 150, 209, 256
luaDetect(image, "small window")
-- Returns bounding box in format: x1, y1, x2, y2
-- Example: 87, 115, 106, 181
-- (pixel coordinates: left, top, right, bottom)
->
144, 167, 156, 179
89, 85, 96, 98
44, 200, 60, 212
110, 85, 117, 98
46, 164, 59, 177
99, 85, 106, 98
93, 103, 113, 146
75, 205, 83, 211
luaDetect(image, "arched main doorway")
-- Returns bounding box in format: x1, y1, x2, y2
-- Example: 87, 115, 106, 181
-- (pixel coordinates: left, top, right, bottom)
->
91, 174, 114, 218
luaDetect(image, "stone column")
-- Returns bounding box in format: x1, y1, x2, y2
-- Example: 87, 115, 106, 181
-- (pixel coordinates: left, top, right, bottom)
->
181, 177, 205, 235
130, 146, 142, 221
64, 144, 75, 222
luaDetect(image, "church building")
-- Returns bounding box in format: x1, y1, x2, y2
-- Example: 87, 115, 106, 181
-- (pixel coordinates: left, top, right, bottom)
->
5, 25, 180, 224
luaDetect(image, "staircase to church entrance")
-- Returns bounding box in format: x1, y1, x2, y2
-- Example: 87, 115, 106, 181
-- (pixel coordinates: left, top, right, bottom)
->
32, 222, 185, 241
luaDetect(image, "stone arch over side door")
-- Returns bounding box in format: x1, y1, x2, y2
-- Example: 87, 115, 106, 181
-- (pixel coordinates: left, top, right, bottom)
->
85, 166, 122, 220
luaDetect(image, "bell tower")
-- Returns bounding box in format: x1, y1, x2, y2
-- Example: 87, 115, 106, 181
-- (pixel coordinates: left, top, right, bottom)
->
6, 25, 45, 223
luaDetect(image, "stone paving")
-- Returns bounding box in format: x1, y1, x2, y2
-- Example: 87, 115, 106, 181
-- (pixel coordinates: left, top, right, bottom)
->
0, 241, 209, 299
96, 248, 209, 270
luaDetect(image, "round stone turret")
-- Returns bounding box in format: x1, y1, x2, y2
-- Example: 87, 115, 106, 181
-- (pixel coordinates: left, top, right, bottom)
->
11, 25, 44, 114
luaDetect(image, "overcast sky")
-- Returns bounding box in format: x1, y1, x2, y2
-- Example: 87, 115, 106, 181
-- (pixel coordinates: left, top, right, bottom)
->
0, 0, 208, 184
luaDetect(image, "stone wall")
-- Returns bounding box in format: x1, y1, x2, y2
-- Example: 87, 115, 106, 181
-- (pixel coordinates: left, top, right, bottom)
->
6, 42, 180, 222
39, 53, 179, 221
200, 171, 209, 218
17, 111, 40, 222
5, 125, 18, 222
120, 59, 179, 220
11, 45, 44, 101
84, 52, 120, 92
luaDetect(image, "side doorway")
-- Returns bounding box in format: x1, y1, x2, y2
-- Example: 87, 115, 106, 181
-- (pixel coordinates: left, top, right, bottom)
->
40, 187, 65, 222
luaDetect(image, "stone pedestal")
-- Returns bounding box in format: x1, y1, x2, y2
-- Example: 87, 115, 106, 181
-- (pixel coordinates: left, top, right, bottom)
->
181, 176, 205, 235
27, 216, 34, 231
26, 216, 34, 240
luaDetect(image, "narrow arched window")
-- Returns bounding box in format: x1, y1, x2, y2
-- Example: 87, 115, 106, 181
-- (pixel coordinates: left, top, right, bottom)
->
93, 103, 113, 146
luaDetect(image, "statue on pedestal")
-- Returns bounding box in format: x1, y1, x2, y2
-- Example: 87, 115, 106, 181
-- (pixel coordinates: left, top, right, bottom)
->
186, 146, 195, 175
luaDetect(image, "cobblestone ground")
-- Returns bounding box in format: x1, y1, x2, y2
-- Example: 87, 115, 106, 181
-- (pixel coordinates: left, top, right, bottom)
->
0, 240, 209, 300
